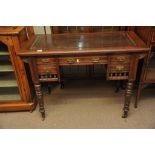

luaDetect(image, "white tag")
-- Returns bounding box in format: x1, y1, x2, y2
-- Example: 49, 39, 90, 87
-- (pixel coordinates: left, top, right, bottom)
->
77, 59, 79, 63
36, 49, 43, 52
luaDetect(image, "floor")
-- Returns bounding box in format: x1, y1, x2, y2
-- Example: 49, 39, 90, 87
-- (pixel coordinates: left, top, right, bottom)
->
0, 79, 155, 129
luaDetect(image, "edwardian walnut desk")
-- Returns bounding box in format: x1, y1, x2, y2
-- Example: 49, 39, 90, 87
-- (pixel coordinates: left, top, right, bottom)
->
18, 31, 149, 120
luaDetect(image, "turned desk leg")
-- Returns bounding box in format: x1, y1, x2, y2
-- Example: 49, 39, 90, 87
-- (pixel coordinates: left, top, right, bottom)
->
122, 81, 133, 118
34, 83, 45, 120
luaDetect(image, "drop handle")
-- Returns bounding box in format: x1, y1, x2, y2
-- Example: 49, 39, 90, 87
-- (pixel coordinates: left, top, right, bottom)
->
67, 58, 75, 64
91, 57, 100, 63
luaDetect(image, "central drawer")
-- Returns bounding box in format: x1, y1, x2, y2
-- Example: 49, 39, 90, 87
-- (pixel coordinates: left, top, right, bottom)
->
59, 56, 108, 65
36, 58, 57, 65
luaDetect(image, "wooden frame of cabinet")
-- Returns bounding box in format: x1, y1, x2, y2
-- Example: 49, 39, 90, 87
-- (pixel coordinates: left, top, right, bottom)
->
0, 26, 36, 111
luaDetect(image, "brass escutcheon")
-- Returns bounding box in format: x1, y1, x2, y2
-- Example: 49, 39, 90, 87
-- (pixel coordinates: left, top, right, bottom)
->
42, 58, 49, 63
117, 56, 125, 62
45, 70, 50, 74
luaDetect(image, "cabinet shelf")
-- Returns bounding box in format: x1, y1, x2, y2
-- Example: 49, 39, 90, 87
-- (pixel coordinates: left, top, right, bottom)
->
0, 87, 20, 101
0, 94, 21, 101
0, 79, 18, 87
0, 46, 20, 101
0, 64, 14, 72
0, 51, 9, 56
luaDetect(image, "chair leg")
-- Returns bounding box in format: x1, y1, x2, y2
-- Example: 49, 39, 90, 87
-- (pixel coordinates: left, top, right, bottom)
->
135, 83, 143, 108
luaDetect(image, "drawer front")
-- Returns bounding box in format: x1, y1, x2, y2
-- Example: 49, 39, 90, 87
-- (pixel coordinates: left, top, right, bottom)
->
37, 65, 58, 75
36, 58, 57, 65
107, 55, 131, 80
59, 56, 108, 65
110, 63, 130, 72
110, 55, 131, 63
109, 55, 131, 72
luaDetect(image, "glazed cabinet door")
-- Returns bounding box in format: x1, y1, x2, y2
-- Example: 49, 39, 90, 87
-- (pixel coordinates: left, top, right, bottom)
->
0, 42, 21, 101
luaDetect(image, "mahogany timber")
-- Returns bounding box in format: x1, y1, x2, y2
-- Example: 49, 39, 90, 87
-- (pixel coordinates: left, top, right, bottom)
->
18, 31, 149, 119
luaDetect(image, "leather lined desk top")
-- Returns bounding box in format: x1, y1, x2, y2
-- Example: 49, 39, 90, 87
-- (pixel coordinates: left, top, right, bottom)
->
19, 31, 149, 56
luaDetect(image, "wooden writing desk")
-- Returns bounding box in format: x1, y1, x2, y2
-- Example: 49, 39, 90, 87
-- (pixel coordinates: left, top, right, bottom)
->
18, 31, 149, 120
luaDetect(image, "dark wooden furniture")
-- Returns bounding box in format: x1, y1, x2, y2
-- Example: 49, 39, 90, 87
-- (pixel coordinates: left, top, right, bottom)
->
50, 26, 126, 83
18, 31, 149, 120
0, 26, 36, 111
129, 27, 155, 107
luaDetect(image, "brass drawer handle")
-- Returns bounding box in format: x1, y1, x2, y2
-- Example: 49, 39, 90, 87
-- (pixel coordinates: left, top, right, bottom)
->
117, 56, 126, 62
44, 70, 50, 74
116, 65, 124, 70
91, 57, 100, 63
42, 58, 49, 63
67, 58, 75, 64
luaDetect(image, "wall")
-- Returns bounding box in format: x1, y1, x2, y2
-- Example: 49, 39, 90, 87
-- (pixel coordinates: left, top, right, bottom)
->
33, 26, 51, 34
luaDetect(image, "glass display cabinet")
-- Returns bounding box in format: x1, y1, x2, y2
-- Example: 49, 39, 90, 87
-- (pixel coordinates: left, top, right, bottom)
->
0, 26, 36, 111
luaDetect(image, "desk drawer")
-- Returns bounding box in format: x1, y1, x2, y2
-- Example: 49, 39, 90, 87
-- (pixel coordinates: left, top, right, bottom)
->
110, 63, 130, 72
109, 55, 131, 72
110, 55, 131, 63
37, 65, 58, 75
36, 58, 57, 65
107, 55, 131, 80
59, 56, 108, 65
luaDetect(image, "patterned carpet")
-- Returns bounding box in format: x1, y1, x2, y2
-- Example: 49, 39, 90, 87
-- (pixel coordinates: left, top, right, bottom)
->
0, 79, 155, 129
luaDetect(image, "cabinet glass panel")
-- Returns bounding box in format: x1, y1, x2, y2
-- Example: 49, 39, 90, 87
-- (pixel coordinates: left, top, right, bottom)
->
0, 42, 20, 101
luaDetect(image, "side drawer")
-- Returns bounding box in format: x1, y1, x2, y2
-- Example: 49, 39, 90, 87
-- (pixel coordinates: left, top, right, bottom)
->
37, 65, 58, 75
110, 63, 130, 72
59, 56, 108, 65
110, 55, 131, 63
107, 55, 131, 80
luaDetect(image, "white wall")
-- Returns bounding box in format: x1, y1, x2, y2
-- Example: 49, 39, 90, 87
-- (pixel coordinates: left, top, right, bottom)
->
33, 26, 51, 34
